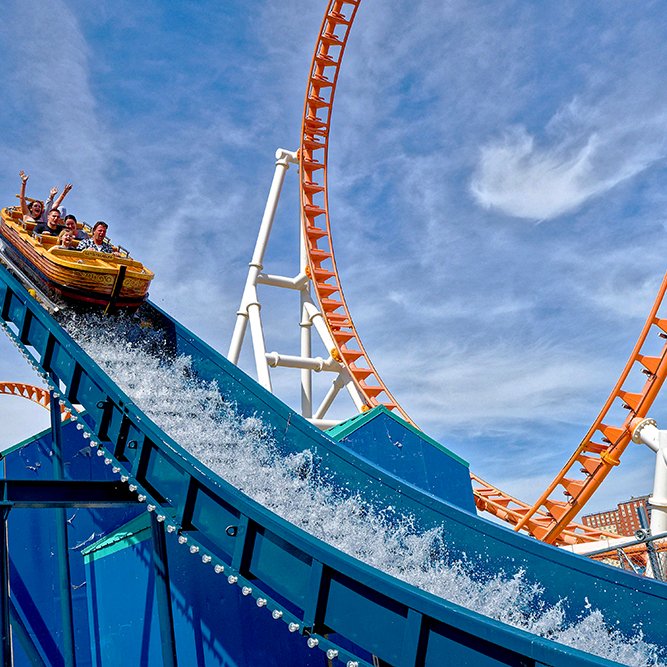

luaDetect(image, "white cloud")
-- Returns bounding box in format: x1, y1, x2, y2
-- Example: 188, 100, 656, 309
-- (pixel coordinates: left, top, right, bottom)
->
470, 106, 667, 221
10, 0, 111, 192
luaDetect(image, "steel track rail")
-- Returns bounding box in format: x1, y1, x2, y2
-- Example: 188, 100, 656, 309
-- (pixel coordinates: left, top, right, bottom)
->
295, 0, 663, 546
0, 380, 71, 419
470, 471, 619, 545
514, 271, 667, 543
298, 0, 410, 421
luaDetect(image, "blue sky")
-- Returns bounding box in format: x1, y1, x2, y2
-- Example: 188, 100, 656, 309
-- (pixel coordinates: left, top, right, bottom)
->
2, 0, 667, 516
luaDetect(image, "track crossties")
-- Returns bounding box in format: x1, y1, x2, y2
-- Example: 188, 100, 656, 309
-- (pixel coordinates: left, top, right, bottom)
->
298, 0, 667, 547
298, 0, 410, 422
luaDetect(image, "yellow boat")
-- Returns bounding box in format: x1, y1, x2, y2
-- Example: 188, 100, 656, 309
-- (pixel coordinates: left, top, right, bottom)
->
0, 206, 154, 310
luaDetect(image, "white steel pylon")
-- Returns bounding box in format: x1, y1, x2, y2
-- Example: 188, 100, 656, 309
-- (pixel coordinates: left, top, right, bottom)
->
227, 148, 365, 428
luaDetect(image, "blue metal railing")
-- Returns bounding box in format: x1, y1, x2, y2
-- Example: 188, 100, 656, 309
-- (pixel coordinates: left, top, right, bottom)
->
0, 263, 661, 666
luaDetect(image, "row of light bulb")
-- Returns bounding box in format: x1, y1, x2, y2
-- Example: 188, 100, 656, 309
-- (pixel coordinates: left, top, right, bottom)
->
0, 317, 362, 667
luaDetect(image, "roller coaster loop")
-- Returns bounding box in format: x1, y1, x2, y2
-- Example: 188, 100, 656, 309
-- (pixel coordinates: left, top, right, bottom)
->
0, 381, 71, 420
298, 0, 410, 422
296, 0, 667, 547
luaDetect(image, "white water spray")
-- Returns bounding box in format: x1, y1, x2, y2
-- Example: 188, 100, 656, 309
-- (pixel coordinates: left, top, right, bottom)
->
62, 313, 664, 667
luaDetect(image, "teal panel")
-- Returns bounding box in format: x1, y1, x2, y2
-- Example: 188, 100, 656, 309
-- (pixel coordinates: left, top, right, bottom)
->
49, 341, 76, 386
190, 485, 240, 559
26, 315, 47, 355
73, 374, 107, 425
324, 571, 407, 664
249, 528, 312, 608
143, 448, 189, 508
424, 619, 526, 667
6, 291, 24, 328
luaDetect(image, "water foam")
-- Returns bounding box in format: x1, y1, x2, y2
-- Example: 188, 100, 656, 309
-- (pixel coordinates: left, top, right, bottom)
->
62, 312, 665, 667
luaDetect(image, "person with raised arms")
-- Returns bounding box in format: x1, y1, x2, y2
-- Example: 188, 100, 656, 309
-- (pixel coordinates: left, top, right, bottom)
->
18, 170, 72, 223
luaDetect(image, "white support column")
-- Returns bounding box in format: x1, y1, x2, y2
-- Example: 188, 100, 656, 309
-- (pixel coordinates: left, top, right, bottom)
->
247, 295, 272, 391
300, 297, 313, 418
228, 148, 298, 365
227, 146, 366, 426
631, 417, 667, 578
314, 373, 347, 420
265, 352, 338, 372
299, 218, 313, 418
301, 300, 366, 412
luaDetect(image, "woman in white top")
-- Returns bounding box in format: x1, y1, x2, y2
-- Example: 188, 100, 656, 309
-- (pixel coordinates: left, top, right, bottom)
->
19, 170, 72, 224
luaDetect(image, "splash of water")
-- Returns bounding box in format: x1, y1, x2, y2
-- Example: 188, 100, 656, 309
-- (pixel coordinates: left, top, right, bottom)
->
62, 312, 664, 667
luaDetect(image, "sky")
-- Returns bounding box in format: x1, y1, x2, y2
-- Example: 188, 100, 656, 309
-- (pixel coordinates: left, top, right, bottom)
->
2, 0, 667, 516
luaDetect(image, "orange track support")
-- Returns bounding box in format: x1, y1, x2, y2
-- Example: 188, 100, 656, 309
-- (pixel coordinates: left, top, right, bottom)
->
298, 0, 410, 422
300, 0, 666, 547
0, 381, 71, 419
512, 271, 667, 544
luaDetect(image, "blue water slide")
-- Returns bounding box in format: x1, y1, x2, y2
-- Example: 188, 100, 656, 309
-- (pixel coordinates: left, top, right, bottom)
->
0, 262, 664, 666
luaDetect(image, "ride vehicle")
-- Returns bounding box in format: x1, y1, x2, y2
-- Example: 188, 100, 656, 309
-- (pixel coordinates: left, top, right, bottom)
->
0, 205, 154, 311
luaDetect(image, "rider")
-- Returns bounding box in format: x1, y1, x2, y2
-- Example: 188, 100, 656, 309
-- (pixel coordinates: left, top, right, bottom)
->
78, 221, 119, 256
63, 214, 87, 240
19, 171, 72, 224
35, 208, 66, 236
51, 229, 80, 251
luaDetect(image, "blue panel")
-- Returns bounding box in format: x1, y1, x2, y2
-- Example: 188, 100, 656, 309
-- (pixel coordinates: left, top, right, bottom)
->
85, 536, 161, 666
165, 530, 326, 667
249, 528, 312, 609
4, 422, 143, 667
424, 620, 527, 667
189, 485, 240, 560
143, 447, 189, 508
332, 409, 476, 513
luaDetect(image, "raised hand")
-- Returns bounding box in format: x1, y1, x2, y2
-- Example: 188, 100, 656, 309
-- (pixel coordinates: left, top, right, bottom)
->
62, 183, 73, 195
19, 170, 29, 184
49, 186, 59, 198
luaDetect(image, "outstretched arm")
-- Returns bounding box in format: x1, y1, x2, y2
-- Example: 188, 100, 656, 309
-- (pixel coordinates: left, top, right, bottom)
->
44, 186, 57, 215
19, 171, 30, 216
52, 183, 72, 211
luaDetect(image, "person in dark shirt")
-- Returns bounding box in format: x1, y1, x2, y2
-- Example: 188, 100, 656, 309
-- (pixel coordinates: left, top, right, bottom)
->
35, 208, 65, 236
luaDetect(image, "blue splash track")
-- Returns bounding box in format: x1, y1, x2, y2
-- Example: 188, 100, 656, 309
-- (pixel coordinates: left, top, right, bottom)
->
1, 262, 665, 667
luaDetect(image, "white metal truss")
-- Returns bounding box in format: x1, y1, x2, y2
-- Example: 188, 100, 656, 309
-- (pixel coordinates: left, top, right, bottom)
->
227, 148, 365, 428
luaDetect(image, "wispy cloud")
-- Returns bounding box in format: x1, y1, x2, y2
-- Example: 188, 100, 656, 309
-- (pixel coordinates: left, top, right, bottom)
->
470, 116, 667, 220
2, 0, 667, 514
1, 0, 112, 206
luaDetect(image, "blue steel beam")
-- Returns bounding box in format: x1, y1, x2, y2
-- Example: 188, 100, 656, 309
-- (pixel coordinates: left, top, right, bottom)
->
0, 262, 661, 666
49, 387, 76, 667
0, 505, 11, 667
0, 481, 137, 507
150, 514, 178, 667
8, 599, 48, 667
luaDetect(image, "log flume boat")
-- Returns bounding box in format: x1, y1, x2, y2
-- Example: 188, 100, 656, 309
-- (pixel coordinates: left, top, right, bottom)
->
0, 205, 154, 310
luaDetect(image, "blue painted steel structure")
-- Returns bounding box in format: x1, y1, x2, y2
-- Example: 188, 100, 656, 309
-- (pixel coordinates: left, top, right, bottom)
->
1, 262, 666, 666
326, 406, 476, 513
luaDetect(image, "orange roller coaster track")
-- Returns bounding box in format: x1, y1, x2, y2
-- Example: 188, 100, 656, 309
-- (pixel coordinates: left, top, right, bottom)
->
299, 0, 667, 547
298, 0, 410, 422
0, 381, 71, 419
513, 271, 667, 544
